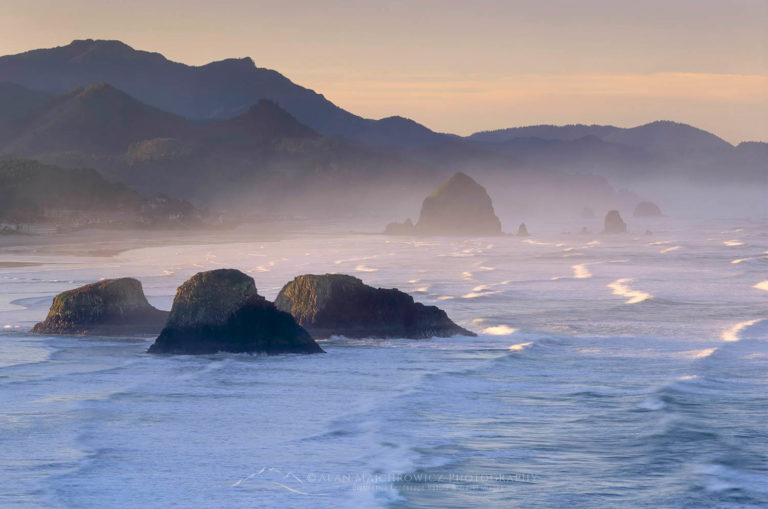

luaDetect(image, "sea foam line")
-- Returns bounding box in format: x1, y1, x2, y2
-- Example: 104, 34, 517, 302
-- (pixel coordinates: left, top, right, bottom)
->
721, 319, 762, 342
753, 280, 768, 291
607, 278, 652, 304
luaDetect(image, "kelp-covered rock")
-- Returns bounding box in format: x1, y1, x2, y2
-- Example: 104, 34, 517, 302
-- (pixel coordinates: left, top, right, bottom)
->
413, 172, 502, 235
148, 269, 322, 355
32, 278, 168, 335
275, 274, 475, 339
633, 201, 663, 217
517, 223, 530, 236
603, 210, 628, 234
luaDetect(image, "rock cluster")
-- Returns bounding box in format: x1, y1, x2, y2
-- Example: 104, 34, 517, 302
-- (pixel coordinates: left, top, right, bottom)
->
147, 269, 323, 355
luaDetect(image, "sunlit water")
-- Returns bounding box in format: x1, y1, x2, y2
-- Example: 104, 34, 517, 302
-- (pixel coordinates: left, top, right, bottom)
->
1, 218, 767, 508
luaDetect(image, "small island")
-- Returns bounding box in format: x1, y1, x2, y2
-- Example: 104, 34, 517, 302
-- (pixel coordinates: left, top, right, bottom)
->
275, 273, 475, 339
32, 277, 168, 335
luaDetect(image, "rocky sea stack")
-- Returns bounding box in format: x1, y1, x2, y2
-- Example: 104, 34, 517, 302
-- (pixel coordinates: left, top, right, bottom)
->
633, 201, 663, 217
275, 274, 475, 339
517, 223, 530, 236
32, 278, 168, 335
603, 210, 628, 234
386, 172, 502, 236
384, 218, 414, 235
148, 269, 322, 355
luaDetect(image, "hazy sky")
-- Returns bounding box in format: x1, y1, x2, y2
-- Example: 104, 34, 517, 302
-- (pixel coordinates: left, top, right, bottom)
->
2, 0, 767, 142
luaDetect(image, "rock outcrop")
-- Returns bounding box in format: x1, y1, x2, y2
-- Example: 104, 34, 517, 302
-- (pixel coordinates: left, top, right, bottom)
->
148, 269, 322, 355
32, 278, 168, 335
633, 201, 663, 217
412, 172, 502, 235
275, 274, 475, 339
603, 210, 628, 234
517, 223, 530, 236
384, 218, 414, 235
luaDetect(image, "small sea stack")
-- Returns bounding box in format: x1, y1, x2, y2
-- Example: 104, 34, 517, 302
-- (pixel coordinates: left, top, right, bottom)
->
32, 278, 168, 335
633, 201, 663, 218
384, 218, 414, 235
148, 269, 322, 355
517, 223, 530, 236
603, 210, 628, 234
275, 274, 475, 339
399, 172, 502, 236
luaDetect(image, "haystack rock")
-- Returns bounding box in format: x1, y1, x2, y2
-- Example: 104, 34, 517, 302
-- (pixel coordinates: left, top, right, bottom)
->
412, 172, 502, 235
517, 223, 530, 236
384, 218, 414, 235
275, 274, 475, 339
32, 278, 168, 335
633, 201, 663, 218
603, 210, 628, 234
148, 269, 322, 354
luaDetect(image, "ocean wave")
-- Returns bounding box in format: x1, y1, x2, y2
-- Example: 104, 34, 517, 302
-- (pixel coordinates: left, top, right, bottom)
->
753, 280, 768, 291
607, 278, 653, 304
355, 265, 378, 272
723, 240, 744, 247
721, 319, 762, 342
482, 325, 517, 335
572, 264, 592, 279
507, 341, 532, 351
659, 246, 681, 254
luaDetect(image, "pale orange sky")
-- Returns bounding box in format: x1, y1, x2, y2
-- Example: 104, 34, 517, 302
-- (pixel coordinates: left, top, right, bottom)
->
2, 0, 767, 143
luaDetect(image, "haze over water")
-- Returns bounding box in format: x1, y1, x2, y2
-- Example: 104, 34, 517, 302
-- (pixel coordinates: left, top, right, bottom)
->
2, 216, 767, 508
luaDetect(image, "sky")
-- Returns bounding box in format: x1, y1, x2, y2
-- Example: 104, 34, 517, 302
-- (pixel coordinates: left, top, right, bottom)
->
1, 0, 767, 143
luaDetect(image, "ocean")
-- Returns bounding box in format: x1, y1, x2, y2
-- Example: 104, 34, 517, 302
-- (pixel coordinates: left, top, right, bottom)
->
1, 217, 767, 508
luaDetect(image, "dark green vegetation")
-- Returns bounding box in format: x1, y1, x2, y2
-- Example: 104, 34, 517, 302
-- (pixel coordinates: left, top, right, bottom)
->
149, 269, 323, 355
32, 278, 168, 335
275, 273, 475, 339
0, 159, 199, 227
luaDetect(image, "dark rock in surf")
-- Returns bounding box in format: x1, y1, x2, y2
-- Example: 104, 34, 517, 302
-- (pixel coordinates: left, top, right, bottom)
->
603, 210, 627, 234
517, 223, 530, 236
31, 277, 168, 335
275, 273, 475, 339
384, 218, 414, 235
633, 201, 663, 218
148, 269, 322, 354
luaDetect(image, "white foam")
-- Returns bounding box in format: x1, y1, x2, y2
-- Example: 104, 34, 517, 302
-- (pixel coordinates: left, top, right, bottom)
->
607, 278, 653, 304
508, 341, 532, 351
462, 290, 502, 299
572, 264, 592, 279
723, 240, 744, 247
753, 280, 768, 291
731, 257, 751, 264
638, 397, 665, 410
660, 246, 681, 254
355, 265, 378, 272
472, 285, 491, 292
721, 319, 762, 342
680, 347, 717, 359
523, 239, 549, 246
483, 325, 517, 335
